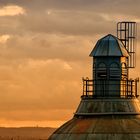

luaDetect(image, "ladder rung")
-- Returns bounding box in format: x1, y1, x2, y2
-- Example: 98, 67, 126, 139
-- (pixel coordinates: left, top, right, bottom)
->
117, 29, 128, 31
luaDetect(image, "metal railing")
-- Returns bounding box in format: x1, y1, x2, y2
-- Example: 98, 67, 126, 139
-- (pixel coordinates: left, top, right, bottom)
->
82, 78, 139, 98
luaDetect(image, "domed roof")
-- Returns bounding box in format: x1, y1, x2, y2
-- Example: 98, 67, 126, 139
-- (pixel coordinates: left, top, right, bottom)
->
49, 98, 140, 140
49, 116, 140, 140
90, 34, 129, 57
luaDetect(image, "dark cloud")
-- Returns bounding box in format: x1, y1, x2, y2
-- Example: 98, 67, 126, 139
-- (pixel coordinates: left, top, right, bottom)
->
0, 0, 140, 16
0, 10, 115, 36
20, 11, 115, 35
0, 0, 139, 36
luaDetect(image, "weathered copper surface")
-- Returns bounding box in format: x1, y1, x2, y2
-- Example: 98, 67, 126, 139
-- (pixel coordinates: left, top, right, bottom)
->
76, 98, 140, 115
48, 98, 140, 140
49, 115, 140, 140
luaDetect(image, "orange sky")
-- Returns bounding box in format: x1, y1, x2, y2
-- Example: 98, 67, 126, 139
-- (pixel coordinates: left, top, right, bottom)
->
0, 0, 140, 128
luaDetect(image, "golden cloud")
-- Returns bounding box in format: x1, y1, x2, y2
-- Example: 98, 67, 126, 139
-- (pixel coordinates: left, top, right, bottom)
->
0, 5, 25, 16
0, 35, 10, 44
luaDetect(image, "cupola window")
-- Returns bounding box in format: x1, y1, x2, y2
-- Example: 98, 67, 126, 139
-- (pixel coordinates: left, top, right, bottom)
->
97, 63, 107, 79
109, 62, 120, 79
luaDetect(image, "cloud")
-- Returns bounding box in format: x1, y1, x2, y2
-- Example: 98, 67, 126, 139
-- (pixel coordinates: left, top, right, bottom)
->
0, 0, 140, 17
99, 13, 140, 23
0, 34, 10, 43
16, 10, 114, 36
0, 57, 86, 125
0, 1, 140, 36
0, 5, 25, 16
1, 34, 93, 62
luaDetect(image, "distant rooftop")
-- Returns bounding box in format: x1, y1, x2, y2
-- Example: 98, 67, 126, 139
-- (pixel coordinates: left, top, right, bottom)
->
90, 34, 129, 57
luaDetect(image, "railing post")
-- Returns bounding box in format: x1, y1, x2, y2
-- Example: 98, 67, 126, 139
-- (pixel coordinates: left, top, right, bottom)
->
130, 80, 133, 97
82, 78, 84, 96
92, 79, 94, 96
126, 80, 128, 98
135, 78, 139, 97
86, 80, 88, 96
135, 79, 137, 97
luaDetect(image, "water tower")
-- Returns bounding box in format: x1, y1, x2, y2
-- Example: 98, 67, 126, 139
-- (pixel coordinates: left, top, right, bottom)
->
48, 21, 140, 140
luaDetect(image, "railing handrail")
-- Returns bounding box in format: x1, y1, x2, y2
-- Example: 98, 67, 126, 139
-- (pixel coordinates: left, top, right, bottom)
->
82, 78, 139, 98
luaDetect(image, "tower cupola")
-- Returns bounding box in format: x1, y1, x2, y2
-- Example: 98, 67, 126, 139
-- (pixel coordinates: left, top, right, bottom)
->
88, 34, 130, 97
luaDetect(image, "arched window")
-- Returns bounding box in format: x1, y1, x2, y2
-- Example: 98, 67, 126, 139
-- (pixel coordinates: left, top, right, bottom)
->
98, 63, 106, 68
97, 62, 107, 79
109, 62, 120, 79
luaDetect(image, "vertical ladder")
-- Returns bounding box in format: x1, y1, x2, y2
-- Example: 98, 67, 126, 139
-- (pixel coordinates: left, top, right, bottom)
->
117, 22, 137, 68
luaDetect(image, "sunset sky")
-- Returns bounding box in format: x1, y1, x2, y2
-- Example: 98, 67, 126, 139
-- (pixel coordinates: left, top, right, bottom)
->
0, 0, 140, 128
